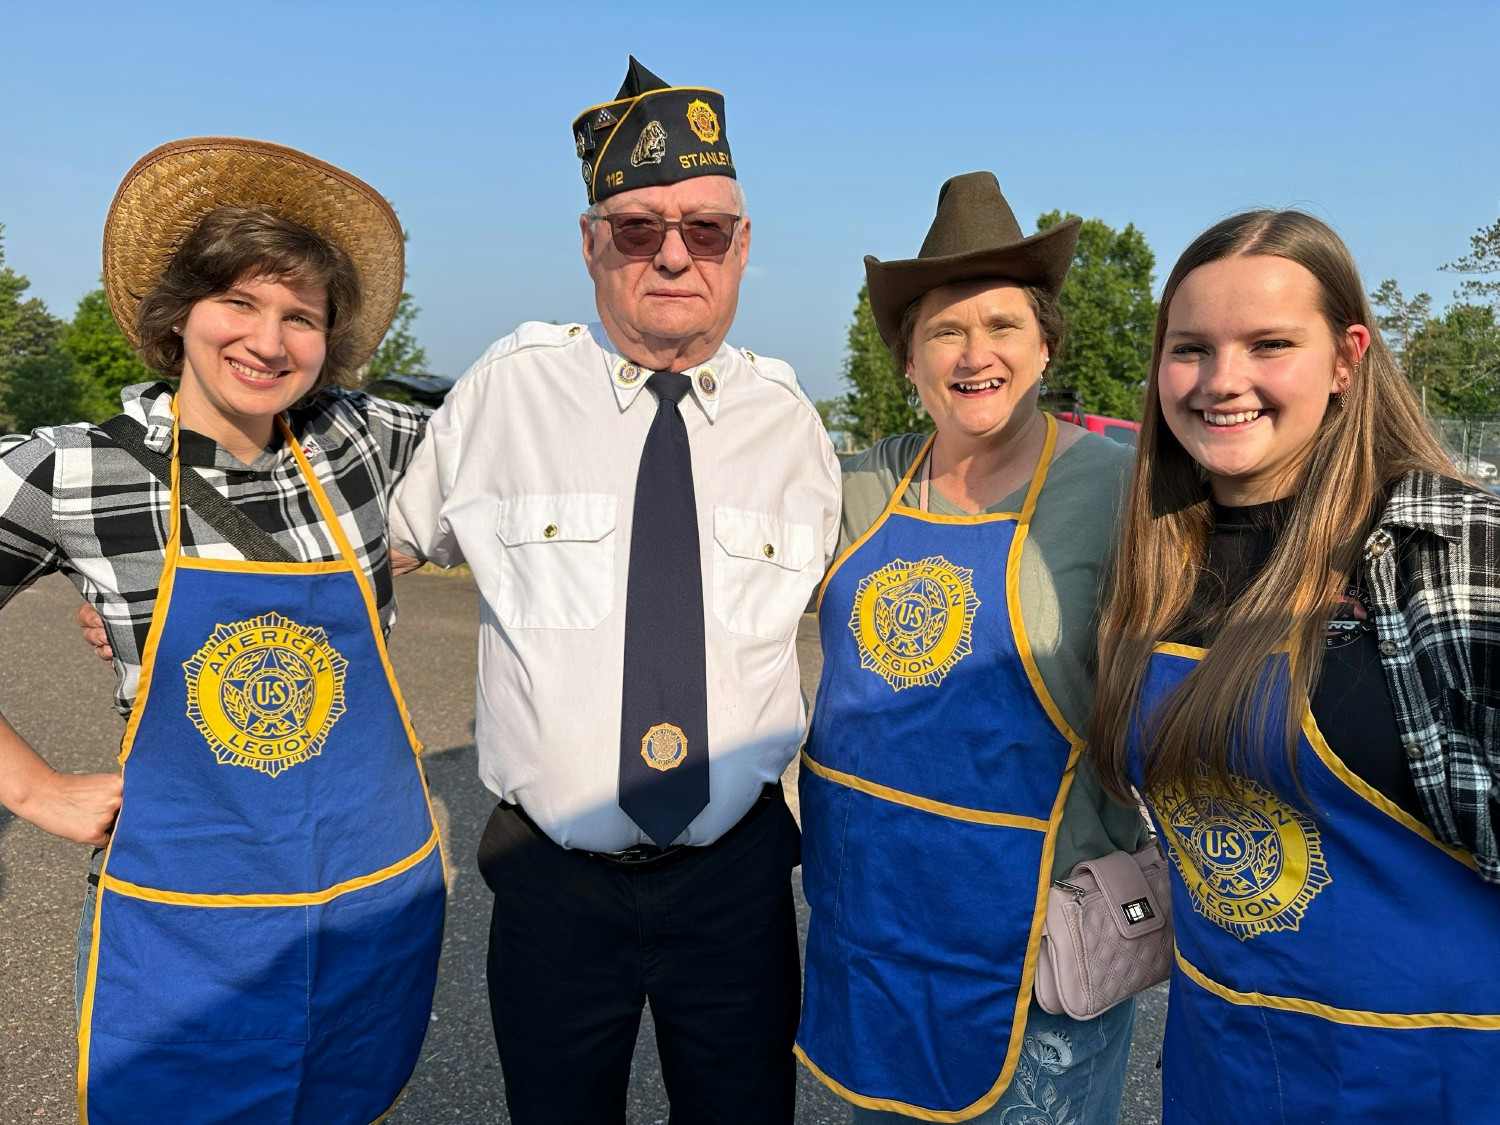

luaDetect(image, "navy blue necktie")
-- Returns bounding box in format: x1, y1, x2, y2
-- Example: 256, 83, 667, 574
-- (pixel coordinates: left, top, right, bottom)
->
619, 371, 710, 847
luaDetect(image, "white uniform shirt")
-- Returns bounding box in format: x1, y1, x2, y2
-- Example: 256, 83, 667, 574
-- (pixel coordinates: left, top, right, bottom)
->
390, 322, 841, 851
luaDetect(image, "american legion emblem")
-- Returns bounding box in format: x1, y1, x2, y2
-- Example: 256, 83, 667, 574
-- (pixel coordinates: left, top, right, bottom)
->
1156, 776, 1331, 940
641, 722, 688, 772
685, 99, 720, 144
183, 612, 348, 776
849, 555, 979, 691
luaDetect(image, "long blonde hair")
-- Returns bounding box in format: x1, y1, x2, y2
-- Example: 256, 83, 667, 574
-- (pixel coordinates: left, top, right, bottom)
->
1090, 210, 1457, 803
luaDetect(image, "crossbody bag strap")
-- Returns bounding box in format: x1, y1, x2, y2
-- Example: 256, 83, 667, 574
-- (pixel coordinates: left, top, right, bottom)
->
99, 414, 296, 564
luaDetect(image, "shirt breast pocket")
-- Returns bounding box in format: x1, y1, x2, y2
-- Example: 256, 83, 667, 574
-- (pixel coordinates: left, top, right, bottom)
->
711, 506, 816, 641
495, 494, 617, 629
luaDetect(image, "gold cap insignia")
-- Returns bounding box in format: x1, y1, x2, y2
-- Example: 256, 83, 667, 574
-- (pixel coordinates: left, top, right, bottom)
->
686, 99, 720, 144
183, 612, 348, 776
641, 722, 688, 772
631, 120, 668, 168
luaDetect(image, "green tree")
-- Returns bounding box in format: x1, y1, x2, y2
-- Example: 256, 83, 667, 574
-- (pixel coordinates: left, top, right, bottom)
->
1406, 303, 1500, 417
1370, 278, 1432, 379
1, 348, 100, 432
1036, 211, 1156, 420
837, 283, 928, 447
61, 287, 154, 421
1442, 213, 1500, 306
364, 290, 429, 382
0, 222, 68, 430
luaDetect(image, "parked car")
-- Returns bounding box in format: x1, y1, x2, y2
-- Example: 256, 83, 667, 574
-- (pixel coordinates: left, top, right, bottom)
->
0, 433, 30, 455
363, 373, 455, 408
1051, 410, 1141, 445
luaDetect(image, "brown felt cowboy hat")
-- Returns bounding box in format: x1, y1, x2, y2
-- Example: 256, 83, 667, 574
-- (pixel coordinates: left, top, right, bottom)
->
103, 137, 404, 367
865, 171, 1081, 353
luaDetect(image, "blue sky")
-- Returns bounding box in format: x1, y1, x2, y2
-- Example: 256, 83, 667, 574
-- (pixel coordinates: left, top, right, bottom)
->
2, 1, 1497, 402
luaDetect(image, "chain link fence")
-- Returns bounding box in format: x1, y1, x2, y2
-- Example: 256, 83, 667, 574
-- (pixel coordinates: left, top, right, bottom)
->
1430, 415, 1500, 481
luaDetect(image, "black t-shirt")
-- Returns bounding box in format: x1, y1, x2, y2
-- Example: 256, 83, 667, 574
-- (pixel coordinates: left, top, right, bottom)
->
1180, 499, 1422, 819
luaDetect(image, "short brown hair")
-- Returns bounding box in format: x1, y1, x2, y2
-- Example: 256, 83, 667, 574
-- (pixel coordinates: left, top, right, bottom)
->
135, 206, 365, 393
892, 280, 1064, 371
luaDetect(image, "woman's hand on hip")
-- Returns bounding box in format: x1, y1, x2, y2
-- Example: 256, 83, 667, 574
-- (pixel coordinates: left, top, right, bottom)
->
20, 770, 123, 847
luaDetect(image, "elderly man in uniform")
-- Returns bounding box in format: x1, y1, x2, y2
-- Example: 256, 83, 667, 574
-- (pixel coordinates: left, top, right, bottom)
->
390, 58, 840, 1123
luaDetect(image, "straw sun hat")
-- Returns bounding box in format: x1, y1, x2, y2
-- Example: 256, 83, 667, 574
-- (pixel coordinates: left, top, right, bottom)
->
103, 137, 403, 367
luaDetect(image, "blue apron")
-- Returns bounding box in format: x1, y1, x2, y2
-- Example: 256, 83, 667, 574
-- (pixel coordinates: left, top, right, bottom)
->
78, 414, 446, 1125
1131, 644, 1500, 1124
797, 418, 1079, 1120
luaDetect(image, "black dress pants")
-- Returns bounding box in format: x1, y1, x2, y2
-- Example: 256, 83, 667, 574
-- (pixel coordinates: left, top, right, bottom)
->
477, 787, 801, 1125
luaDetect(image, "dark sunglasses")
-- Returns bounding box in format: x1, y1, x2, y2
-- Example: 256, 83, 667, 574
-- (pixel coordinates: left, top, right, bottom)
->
598, 212, 741, 259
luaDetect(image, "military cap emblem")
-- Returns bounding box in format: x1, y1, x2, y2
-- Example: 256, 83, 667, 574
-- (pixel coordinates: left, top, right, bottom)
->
183, 612, 348, 776
594, 107, 618, 128
686, 99, 720, 144
581, 160, 593, 184
641, 722, 688, 772
574, 130, 588, 159
631, 120, 668, 168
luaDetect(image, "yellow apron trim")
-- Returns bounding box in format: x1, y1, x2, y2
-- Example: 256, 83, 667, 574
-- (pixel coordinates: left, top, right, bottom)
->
795, 1043, 1013, 1121
76, 831, 112, 1125
817, 434, 936, 611
1176, 947, 1500, 1030
1153, 640, 1209, 660
116, 417, 187, 767
887, 506, 1024, 525
99, 827, 440, 908
1150, 641, 1475, 870
1300, 709, 1477, 870
1005, 414, 1082, 750
172, 556, 349, 575
284, 420, 429, 775
800, 751, 1049, 831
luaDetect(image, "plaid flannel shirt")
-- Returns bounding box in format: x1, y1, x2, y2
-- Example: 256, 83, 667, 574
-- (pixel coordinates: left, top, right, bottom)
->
1365, 470, 1500, 883
0, 382, 428, 717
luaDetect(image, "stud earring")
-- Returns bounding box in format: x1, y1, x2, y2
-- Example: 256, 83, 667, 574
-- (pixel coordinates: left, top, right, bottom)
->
171, 325, 181, 335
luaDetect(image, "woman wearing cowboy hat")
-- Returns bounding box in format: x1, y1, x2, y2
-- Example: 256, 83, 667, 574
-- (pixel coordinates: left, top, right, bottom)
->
795, 173, 1148, 1123
0, 138, 444, 1123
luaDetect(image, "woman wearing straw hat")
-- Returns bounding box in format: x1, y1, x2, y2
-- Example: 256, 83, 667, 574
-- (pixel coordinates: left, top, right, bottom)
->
795, 173, 1148, 1122
0, 138, 444, 1123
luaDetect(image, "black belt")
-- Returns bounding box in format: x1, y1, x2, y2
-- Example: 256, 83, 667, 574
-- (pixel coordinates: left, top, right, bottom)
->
507, 782, 782, 871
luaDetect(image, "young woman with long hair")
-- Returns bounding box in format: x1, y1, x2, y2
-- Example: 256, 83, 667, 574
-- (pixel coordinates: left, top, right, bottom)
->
1090, 209, 1500, 1122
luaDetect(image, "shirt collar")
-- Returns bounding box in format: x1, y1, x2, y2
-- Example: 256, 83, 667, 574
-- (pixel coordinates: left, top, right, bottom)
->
595, 324, 732, 423
1376, 471, 1471, 543
118, 380, 290, 472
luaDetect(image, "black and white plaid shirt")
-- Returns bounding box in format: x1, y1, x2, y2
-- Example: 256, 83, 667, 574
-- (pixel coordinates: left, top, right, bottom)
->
1366, 470, 1500, 882
0, 382, 429, 717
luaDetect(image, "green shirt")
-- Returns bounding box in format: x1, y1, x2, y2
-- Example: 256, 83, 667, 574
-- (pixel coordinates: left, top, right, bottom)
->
834, 430, 1149, 878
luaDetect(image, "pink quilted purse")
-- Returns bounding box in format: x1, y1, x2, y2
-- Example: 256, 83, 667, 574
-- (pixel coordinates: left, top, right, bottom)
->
1033, 841, 1173, 1021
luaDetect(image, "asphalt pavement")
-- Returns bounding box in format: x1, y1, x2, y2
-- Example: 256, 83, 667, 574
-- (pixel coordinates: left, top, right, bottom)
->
0, 570, 1163, 1123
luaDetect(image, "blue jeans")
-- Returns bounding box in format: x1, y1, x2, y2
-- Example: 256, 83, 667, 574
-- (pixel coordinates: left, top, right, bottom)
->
75, 848, 104, 1020
850, 997, 1137, 1125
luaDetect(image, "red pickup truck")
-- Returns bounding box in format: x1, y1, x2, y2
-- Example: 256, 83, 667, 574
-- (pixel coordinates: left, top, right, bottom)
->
1051, 411, 1141, 445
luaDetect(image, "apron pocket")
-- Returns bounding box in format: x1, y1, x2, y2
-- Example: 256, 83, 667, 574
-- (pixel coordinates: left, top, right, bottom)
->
801, 774, 1049, 1110
88, 888, 311, 1044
